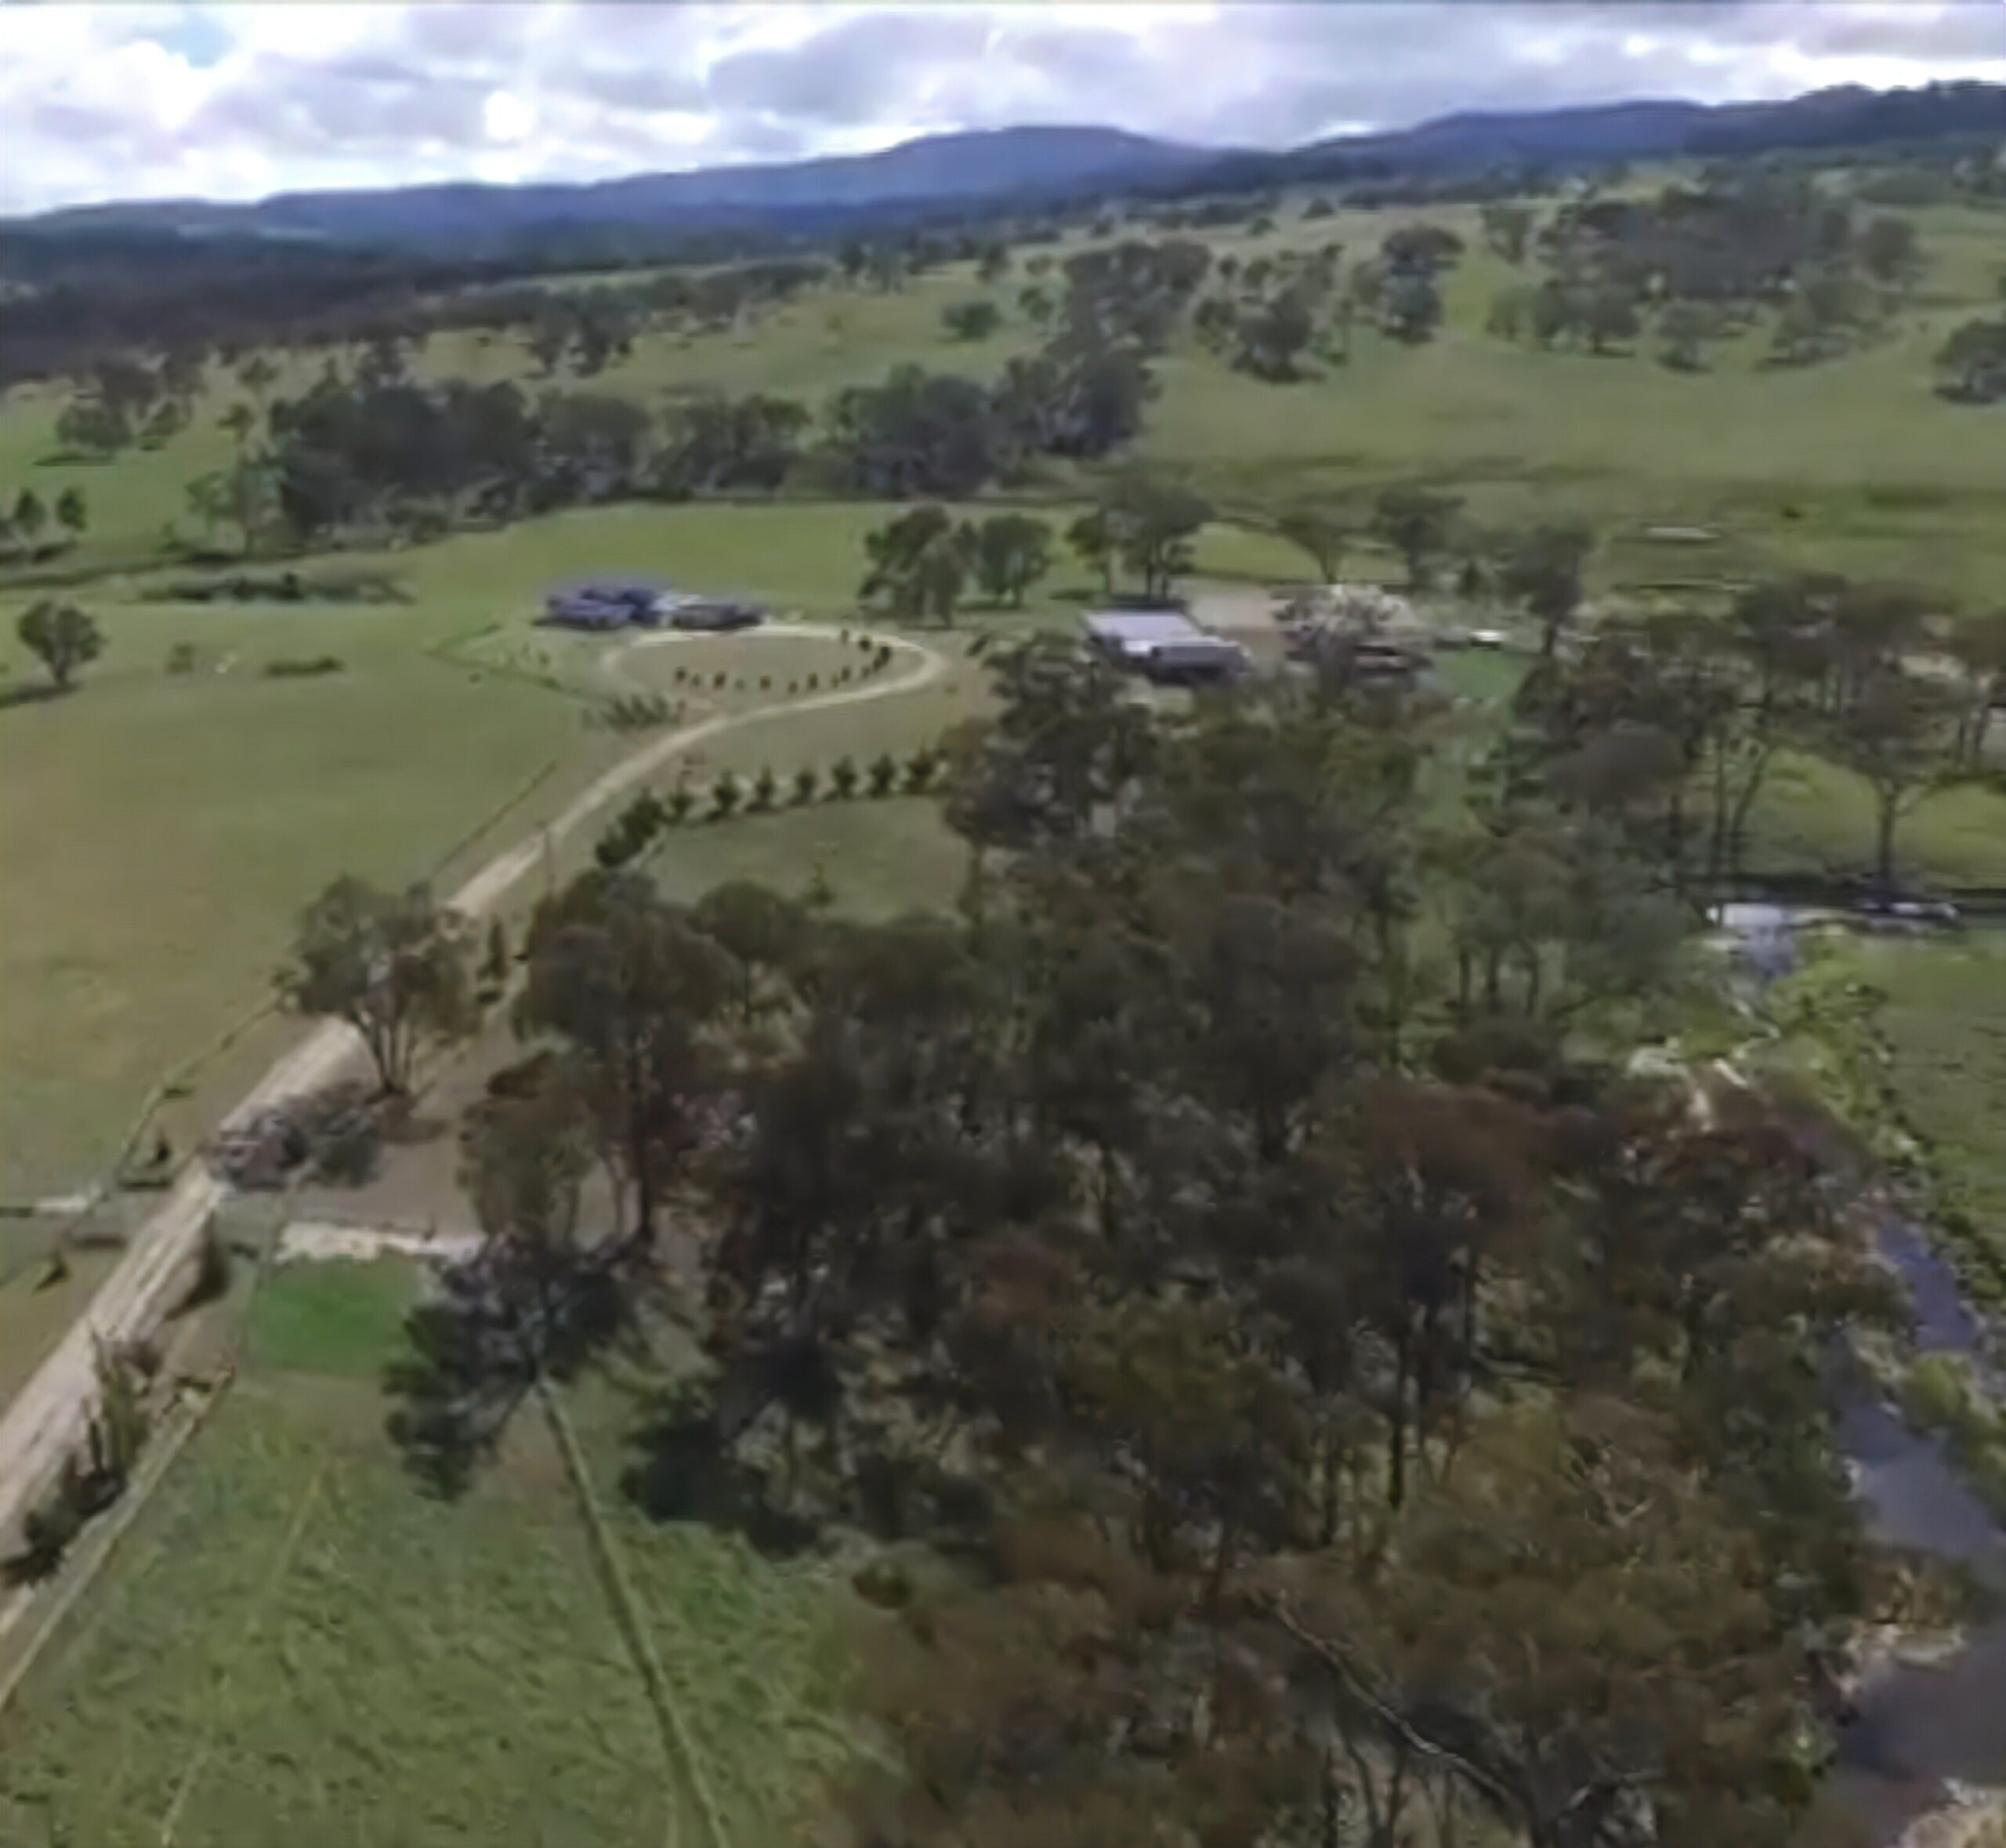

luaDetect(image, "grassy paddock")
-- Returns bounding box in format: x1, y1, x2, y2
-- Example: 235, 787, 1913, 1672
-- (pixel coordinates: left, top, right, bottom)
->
0, 504, 1023, 1198
0, 1256, 848, 1848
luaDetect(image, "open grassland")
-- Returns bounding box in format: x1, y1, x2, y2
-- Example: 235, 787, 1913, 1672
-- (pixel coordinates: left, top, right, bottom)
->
0, 1256, 848, 1848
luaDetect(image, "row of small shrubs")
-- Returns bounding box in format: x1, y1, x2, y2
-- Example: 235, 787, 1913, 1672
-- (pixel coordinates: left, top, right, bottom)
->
263, 654, 345, 678
594, 692, 678, 732
592, 745, 943, 868
7, 1335, 156, 1585
664, 646, 894, 698
150, 569, 406, 605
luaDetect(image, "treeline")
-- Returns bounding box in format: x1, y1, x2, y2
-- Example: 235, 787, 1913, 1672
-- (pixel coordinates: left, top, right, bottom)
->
0, 233, 834, 391
341, 628, 1917, 1846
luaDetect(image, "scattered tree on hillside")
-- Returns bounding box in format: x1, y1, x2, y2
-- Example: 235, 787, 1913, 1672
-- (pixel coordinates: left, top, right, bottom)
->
53, 395, 131, 458
1818, 667, 1963, 884
1935, 316, 2006, 403
237, 352, 280, 412
971, 513, 1053, 607
860, 504, 976, 625
11, 489, 45, 556
16, 600, 103, 690
1103, 476, 1210, 602
54, 485, 87, 544
1380, 268, 1443, 344
279, 879, 473, 1096
1858, 212, 1921, 284
513, 871, 734, 1242
829, 366, 1001, 498
942, 299, 1001, 342
1066, 506, 1115, 596
1584, 282, 1642, 354
1371, 487, 1462, 590
1481, 201, 1534, 262
1657, 300, 1718, 371
1273, 504, 1359, 585
1500, 520, 1595, 658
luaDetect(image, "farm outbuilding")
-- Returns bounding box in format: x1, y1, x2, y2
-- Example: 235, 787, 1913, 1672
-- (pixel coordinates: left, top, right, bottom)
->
1083, 611, 1248, 685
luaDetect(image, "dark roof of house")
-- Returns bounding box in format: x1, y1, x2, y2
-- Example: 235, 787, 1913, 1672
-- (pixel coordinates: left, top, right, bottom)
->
545, 576, 668, 603
1084, 611, 1208, 646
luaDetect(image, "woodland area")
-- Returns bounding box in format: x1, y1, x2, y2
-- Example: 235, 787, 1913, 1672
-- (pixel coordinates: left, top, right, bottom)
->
342, 627, 1947, 1848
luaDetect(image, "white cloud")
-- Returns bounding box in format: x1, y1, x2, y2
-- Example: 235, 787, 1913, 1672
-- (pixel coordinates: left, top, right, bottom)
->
0, 2, 1999, 215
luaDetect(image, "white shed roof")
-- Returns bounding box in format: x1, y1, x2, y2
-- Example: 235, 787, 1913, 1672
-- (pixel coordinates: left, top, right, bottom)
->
1084, 611, 1207, 646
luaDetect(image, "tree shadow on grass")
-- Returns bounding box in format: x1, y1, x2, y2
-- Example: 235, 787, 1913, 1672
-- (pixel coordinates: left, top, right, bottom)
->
0, 682, 71, 715
384, 1256, 629, 1499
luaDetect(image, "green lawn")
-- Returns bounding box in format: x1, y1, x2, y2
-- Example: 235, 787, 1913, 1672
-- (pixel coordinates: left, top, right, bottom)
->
643, 795, 969, 919
0, 1257, 848, 1848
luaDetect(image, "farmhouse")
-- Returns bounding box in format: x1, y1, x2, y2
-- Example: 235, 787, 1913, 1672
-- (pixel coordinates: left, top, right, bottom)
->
541, 577, 670, 629
1084, 610, 1247, 685
540, 579, 769, 632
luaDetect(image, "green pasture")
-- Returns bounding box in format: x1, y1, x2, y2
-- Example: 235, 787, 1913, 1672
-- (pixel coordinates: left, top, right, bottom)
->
0, 592, 588, 1198
0, 1256, 846, 1848
1866, 933, 2006, 1286
0, 502, 1038, 1198
2, 197, 1998, 600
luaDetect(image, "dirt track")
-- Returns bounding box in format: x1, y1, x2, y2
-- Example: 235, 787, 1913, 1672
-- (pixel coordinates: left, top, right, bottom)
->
0, 625, 947, 1555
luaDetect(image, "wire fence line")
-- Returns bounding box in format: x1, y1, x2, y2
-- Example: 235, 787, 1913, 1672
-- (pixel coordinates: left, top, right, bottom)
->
538, 1375, 733, 1848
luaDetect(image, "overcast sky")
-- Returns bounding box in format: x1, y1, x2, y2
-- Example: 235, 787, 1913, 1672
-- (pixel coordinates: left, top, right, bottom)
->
2, 2, 2001, 216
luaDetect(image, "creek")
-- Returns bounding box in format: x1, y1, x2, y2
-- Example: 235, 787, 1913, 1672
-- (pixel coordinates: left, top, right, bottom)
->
1719, 905, 2006, 1841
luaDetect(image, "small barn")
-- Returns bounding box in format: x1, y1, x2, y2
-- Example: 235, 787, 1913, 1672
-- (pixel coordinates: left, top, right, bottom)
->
1083, 611, 1247, 685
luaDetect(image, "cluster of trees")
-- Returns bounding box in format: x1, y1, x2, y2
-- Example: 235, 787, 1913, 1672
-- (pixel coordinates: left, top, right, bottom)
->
1195, 243, 1349, 380
0, 484, 87, 563
191, 356, 816, 552
372, 630, 1910, 1845
831, 243, 1216, 497
1495, 574, 2006, 886
1188, 223, 1456, 379
856, 476, 1219, 625
52, 351, 207, 458
1489, 179, 1925, 369
859, 507, 1056, 623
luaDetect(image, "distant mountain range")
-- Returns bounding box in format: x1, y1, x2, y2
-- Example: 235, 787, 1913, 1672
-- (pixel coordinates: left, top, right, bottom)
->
13, 81, 2003, 252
